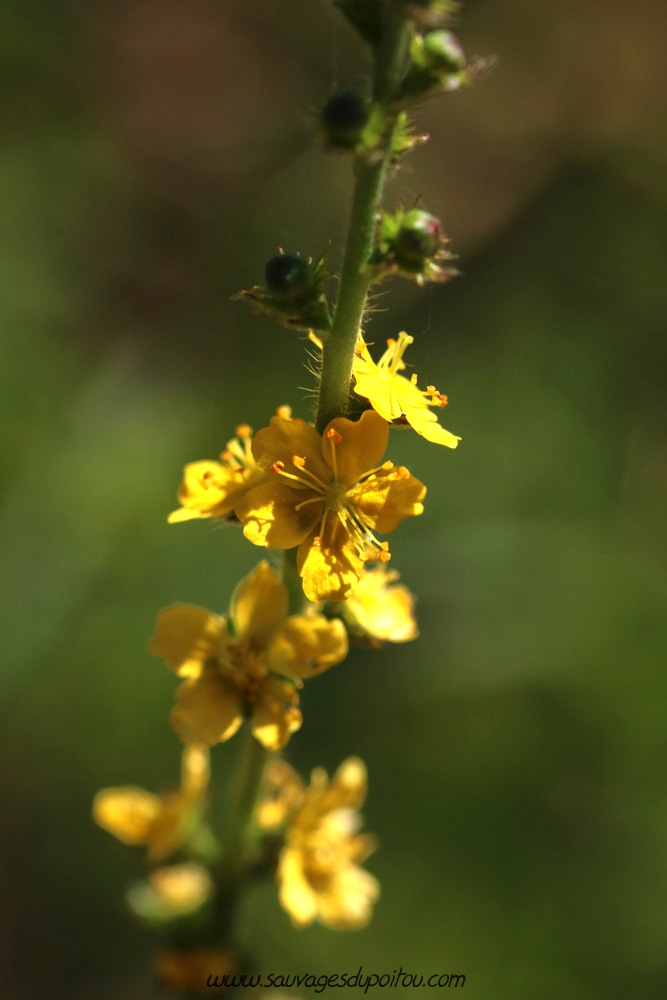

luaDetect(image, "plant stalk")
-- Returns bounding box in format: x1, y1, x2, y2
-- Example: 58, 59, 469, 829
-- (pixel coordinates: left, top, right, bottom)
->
316, 10, 413, 432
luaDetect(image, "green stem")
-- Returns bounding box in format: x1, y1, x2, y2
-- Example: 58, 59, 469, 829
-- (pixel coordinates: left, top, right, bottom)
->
316, 10, 413, 432
282, 546, 305, 614
225, 725, 268, 869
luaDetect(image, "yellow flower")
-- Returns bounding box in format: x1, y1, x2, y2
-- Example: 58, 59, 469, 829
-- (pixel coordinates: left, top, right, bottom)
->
353, 332, 461, 448
168, 423, 265, 524
149, 561, 348, 751
126, 862, 214, 920
92, 744, 209, 863
235, 409, 426, 602
343, 563, 418, 645
276, 757, 379, 930
155, 947, 240, 994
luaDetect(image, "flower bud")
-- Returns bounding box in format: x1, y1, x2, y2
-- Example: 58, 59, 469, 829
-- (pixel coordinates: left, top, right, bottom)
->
265, 252, 313, 303
395, 209, 443, 263
371, 206, 456, 284
237, 249, 332, 333
422, 30, 466, 73
321, 93, 369, 148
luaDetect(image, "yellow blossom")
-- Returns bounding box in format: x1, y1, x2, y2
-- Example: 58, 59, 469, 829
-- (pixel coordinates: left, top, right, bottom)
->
126, 862, 214, 921
168, 423, 265, 524
343, 563, 418, 645
148, 862, 214, 910
92, 744, 209, 863
149, 561, 348, 751
353, 332, 461, 448
276, 757, 379, 930
235, 409, 426, 602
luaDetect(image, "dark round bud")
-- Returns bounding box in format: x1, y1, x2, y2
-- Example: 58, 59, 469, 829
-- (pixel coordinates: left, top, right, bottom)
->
321, 93, 369, 147
395, 210, 443, 262
264, 253, 312, 302
422, 31, 466, 73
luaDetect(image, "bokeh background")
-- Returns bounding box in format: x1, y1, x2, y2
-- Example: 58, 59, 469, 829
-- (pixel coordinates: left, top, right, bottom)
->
2, 0, 667, 997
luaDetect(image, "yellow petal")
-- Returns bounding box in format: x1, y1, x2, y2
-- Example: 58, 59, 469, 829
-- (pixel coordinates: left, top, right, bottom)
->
250, 676, 302, 750
149, 605, 226, 678
266, 614, 348, 678
93, 787, 160, 845
181, 744, 210, 799
255, 759, 305, 831
346, 564, 418, 643
236, 478, 321, 550
251, 415, 330, 485
323, 410, 388, 485
353, 467, 425, 533
229, 560, 288, 644
297, 527, 364, 602
168, 460, 243, 522
352, 355, 397, 422
171, 669, 244, 746
278, 846, 319, 928
167, 506, 210, 524
149, 863, 214, 910
402, 398, 461, 448
316, 865, 380, 929
330, 757, 368, 809
146, 791, 194, 862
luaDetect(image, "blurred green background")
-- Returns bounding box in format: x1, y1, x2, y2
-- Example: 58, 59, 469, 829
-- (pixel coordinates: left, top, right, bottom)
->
2, 0, 667, 997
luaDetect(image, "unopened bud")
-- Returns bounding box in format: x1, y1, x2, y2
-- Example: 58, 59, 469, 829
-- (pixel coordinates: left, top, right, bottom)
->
422, 30, 466, 73
321, 93, 369, 148
264, 252, 313, 303
395, 209, 443, 262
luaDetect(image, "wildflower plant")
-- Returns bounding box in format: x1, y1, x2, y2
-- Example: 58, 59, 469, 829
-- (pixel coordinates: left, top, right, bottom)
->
94, 1, 488, 992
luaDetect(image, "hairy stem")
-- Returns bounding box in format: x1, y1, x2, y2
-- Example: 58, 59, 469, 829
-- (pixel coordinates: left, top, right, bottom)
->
316, 10, 413, 432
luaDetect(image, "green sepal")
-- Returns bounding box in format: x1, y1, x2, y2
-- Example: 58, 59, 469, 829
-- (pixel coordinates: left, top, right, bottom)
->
234, 250, 333, 334
391, 110, 430, 159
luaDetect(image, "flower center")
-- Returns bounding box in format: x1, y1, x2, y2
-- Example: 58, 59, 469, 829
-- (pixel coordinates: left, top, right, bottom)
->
219, 637, 266, 689
269, 428, 393, 564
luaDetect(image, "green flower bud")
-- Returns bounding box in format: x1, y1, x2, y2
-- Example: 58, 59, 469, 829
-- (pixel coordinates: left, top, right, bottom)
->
422, 30, 466, 73
395, 209, 443, 263
321, 93, 370, 148
264, 252, 313, 303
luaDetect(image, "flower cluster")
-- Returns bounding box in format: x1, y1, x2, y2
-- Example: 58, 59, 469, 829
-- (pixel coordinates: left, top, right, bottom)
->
168, 333, 458, 603
93, 0, 478, 972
